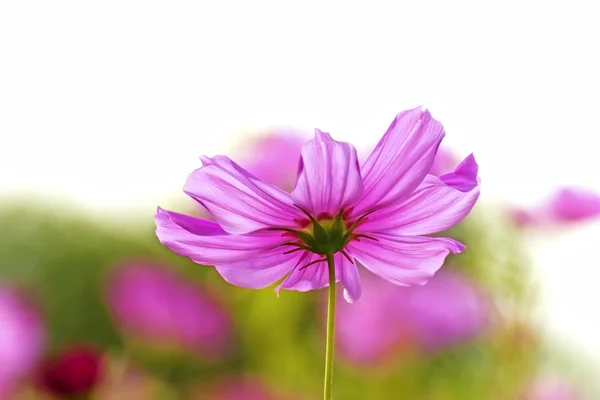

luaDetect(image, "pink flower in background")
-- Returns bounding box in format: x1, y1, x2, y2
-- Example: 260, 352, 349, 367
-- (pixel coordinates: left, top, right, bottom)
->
198, 376, 303, 400
205, 378, 275, 400
518, 376, 582, 400
0, 287, 45, 397
335, 275, 408, 364
105, 261, 233, 358
429, 147, 458, 177
236, 130, 307, 192
193, 129, 306, 220
336, 270, 489, 364
511, 187, 600, 227
397, 270, 489, 350
37, 345, 103, 398
156, 107, 480, 301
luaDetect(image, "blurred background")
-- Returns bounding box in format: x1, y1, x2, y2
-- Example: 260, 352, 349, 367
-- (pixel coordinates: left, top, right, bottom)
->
1, 1, 599, 399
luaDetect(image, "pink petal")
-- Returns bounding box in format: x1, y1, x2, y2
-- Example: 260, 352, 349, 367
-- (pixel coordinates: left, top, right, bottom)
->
155, 207, 287, 265
437, 153, 479, 192
341, 254, 362, 303
215, 249, 301, 289
184, 156, 303, 234
347, 234, 464, 287
355, 107, 445, 214
291, 130, 363, 216
277, 251, 361, 302
277, 252, 331, 293
359, 154, 480, 236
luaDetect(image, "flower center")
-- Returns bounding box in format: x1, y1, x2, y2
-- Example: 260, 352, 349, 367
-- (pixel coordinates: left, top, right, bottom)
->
270, 207, 377, 265
300, 214, 349, 255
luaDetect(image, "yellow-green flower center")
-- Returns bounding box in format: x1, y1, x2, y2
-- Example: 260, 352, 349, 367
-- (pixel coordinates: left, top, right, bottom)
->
271, 207, 377, 265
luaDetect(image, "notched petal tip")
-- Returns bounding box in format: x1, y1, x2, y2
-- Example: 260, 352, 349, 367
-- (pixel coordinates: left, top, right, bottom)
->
439, 153, 480, 192
447, 239, 466, 253
343, 288, 359, 303
356, 106, 446, 214
291, 130, 364, 216
314, 128, 333, 142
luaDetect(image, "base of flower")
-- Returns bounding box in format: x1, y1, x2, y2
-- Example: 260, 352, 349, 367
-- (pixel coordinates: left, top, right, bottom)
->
324, 252, 336, 400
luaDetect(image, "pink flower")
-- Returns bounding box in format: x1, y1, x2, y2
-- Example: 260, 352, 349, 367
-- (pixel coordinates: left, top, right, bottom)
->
511, 187, 600, 227
236, 130, 307, 192
0, 287, 45, 397
518, 376, 582, 400
204, 378, 275, 400
336, 270, 489, 364
429, 147, 458, 177
36, 345, 103, 398
155, 107, 480, 301
197, 376, 303, 400
105, 261, 233, 358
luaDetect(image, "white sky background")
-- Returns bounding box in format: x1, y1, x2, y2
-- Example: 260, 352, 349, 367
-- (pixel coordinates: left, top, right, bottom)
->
1, 1, 599, 363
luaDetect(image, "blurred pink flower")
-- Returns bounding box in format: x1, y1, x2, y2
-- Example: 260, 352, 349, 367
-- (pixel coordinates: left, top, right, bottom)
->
37, 345, 103, 398
199, 377, 304, 400
193, 129, 307, 220
429, 147, 459, 176
207, 378, 275, 400
519, 376, 582, 400
511, 187, 600, 227
236, 130, 307, 192
336, 270, 489, 364
0, 287, 45, 397
105, 261, 233, 358
156, 107, 480, 301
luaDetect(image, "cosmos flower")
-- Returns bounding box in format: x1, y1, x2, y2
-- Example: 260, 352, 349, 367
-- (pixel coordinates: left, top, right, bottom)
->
36, 345, 103, 398
105, 261, 233, 359
336, 270, 489, 364
0, 287, 45, 397
511, 187, 600, 227
155, 107, 480, 302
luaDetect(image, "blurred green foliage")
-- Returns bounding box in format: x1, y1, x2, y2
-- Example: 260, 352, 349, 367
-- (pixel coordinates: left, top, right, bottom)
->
0, 201, 592, 399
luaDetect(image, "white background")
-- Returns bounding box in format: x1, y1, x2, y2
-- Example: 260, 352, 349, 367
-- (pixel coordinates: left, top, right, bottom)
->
1, 1, 599, 362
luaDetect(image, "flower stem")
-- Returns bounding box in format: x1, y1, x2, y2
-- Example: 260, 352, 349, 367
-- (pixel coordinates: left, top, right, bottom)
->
324, 252, 336, 400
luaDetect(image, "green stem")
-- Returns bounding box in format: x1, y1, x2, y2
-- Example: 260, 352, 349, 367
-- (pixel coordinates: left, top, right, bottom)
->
324, 253, 336, 400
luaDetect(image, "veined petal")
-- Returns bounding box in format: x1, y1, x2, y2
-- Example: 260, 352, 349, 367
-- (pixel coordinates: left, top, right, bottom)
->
355, 107, 445, 214
277, 251, 361, 302
215, 249, 300, 289
155, 207, 287, 265
347, 234, 464, 287
359, 154, 480, 236
341, 255, 362, 303
277, 252, 331, 293
291, 130, 363, 216
184, 156, 303, 234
